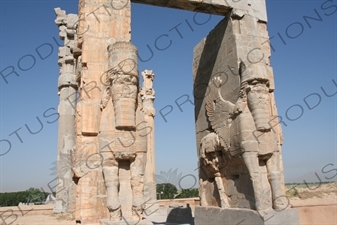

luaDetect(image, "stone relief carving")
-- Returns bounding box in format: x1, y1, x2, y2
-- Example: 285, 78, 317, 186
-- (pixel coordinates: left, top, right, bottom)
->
199, 68, 288, 215
99, 41, 152, 223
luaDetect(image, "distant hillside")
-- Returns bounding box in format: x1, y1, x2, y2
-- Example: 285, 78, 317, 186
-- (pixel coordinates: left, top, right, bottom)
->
285, 166, 337, 184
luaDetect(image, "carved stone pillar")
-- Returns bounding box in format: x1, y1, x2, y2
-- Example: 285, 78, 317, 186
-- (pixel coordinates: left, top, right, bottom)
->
54, 7, 78, 213
71, 0, 132, 223
140, 70, 157, 207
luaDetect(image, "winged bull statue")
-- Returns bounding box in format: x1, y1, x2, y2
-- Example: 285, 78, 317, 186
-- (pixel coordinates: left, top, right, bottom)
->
198, 66, 289, 215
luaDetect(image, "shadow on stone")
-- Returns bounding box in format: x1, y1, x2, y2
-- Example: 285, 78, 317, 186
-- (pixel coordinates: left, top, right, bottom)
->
166, 204, 194, 225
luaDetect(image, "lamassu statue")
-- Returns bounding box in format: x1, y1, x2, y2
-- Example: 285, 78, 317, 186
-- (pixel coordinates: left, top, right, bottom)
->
199, 65, 288, 215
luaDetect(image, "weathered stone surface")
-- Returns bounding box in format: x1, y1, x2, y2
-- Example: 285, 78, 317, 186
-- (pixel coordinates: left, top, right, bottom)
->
195, 206, 300, 225
70, 5, 156, 219
140, 70, 156, 204
97, 42, 153, 223
54, 7, 78, 214
100, 218, 153, 225
55, 0, 290, 224
193, 6, 288, 218
69, 0, 140, 223
107, 42, 139, 129
131, 0, 267, 21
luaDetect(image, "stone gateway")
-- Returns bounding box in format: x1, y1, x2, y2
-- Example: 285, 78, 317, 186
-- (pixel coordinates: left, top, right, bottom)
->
54, 1, 300, 224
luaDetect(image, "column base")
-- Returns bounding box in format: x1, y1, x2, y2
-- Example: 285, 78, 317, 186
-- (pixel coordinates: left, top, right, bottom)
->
53, 200, 66, 213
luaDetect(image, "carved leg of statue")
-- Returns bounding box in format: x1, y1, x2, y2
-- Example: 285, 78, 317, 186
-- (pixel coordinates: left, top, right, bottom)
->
214, 175, 230, 208
266, 151, 289, 210
242, 151, 271, 213
102, 152, 121, 221
130, 153, 146, 221
198, 161, 210, 207
199, 178, 208, 206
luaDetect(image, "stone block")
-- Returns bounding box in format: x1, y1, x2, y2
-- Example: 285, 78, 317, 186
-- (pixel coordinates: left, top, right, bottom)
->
100, 219, 153, 225
195, 206, 300, 225
81, 102, 101, 135
131, 0, 267, 21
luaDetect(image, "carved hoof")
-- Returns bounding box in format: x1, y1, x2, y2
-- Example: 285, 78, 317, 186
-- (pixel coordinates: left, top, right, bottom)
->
200, 198, 208, 207
273, 196, 291, 210
109, 207, 122, 221
220, 198, 230, 208
132, 206, 143, 221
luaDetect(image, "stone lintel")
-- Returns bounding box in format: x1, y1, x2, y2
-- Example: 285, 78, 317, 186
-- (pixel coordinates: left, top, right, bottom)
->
131, 0, 267, 22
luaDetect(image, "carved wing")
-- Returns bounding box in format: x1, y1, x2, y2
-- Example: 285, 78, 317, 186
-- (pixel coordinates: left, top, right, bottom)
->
205, 88, 235, 150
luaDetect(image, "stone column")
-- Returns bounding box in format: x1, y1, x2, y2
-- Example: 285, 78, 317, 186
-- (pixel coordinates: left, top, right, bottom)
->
54, 8, 78, 213
140, 70, 157, 210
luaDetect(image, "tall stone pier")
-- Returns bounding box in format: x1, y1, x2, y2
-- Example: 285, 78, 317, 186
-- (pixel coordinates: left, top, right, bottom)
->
191, 2, 299, 225
73, 0, 134, 223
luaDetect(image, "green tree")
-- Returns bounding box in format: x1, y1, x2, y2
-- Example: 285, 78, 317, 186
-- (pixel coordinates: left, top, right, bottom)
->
156, 183, 178, 199
175, 188, 199, 198
26, 188, 46, 203
0, 191, 30, 206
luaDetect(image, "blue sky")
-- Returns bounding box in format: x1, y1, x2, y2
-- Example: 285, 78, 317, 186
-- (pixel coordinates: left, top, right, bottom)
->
0, 0, 336, 192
